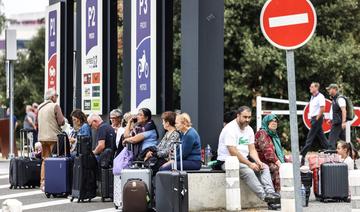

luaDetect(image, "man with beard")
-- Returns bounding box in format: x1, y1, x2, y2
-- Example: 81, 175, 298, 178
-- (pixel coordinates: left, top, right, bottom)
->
217, 106, 280, 210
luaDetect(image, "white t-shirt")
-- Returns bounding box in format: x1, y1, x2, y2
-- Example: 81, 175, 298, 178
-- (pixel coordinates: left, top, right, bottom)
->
309, 93, 326, 118
115, 127, 125, 148
329, 97, 346, 120
217, 119, 255, 161
341, 156, 354, 170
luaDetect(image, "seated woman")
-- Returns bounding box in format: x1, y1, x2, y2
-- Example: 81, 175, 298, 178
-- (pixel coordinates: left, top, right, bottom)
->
255, 114, 286, 193
144, 111, 180, 172
69, 109, 92, 155
123, 108, 159, 159
337, 140, 354, 170
160, 113, 202, 171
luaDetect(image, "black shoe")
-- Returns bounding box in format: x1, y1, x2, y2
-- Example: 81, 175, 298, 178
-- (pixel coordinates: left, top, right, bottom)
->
264, 193, 280, 204
268, 203, 281, 210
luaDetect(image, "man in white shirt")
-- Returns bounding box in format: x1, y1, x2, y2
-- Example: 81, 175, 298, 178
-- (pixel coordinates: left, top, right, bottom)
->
327, 84, 347, 150
300, 82, 329, 165
217, 106, 280, 210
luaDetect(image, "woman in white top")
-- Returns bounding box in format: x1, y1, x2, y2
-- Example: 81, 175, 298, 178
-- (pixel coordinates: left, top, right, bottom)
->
337, 140, 354, 170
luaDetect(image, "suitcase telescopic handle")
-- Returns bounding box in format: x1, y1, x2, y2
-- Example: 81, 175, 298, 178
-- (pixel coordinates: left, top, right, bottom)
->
56, 132, 67, 157
172, 141, 183, 172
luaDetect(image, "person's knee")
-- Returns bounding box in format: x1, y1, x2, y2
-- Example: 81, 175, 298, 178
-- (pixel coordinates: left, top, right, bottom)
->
240, 166, 257, 179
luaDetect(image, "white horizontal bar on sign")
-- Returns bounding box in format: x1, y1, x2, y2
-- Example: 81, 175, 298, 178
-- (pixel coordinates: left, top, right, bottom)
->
269, 13, 309, 28
259, 97, 308, 106
262, 110, 303, 115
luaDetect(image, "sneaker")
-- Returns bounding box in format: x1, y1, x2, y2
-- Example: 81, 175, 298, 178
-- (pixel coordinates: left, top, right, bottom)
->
268, 203, 281, 210
264, 193, 280, 204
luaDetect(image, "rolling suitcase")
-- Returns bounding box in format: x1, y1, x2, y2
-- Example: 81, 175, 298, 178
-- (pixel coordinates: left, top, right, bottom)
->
98, 168, 114, 202
44, 132, 72, 198
121, 162, 153, 211
9, 129, 41, 189
71, 153, 98, 202
319, 162, 349, 202
155, 141, 188, 212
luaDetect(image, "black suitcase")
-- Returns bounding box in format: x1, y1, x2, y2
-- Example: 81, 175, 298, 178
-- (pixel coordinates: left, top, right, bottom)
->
319, 162, 349, 202
70, 154, 97, 202
76, 135, 92, 156
97, 168, 114, 202
155, 142, 188, 212
9, 129, 41, 189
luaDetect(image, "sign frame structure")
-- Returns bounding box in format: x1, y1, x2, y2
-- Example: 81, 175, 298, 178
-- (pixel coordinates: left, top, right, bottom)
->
260, 0, 317, 50
45, 2, 63, 103
81, 0, 104, 115
303, 99, 332, 133
130, 0, 158, 114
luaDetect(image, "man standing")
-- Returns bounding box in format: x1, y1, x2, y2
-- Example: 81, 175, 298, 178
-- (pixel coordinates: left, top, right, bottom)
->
327, 84, 347, 150
217, 106, 280, 210
37, 89, 65, 191
87, 113, 115, 157
300, 82, 329, 165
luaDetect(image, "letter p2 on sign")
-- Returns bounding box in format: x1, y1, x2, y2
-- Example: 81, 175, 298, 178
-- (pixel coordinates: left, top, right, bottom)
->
260, 0, 317, 50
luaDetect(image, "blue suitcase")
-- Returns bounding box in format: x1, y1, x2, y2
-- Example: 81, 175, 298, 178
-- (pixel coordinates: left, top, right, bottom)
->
44, 133, 72, 198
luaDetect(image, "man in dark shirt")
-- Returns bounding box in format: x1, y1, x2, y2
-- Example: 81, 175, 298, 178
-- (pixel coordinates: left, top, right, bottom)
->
87, 113, 115, 155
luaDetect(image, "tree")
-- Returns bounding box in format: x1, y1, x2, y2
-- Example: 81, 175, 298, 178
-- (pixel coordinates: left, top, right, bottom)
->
172, 0, 360, 149
0, 27, 45, 125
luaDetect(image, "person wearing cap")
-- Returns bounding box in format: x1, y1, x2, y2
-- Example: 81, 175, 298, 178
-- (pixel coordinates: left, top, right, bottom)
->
300, 82, 329, 166
327, 83, 347, 150
37, 88, 65, 191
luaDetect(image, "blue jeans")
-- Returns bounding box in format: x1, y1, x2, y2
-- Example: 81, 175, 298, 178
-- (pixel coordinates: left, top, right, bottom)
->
159, 160, 202, 171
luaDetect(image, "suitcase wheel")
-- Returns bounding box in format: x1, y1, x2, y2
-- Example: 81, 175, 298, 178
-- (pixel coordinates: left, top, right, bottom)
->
88, 198, 91, 202
70, 197, 74, 202
114, 204, 118, 210
101, 197, 104, 202
45, 193, 51, 198
77, 199, 81, 203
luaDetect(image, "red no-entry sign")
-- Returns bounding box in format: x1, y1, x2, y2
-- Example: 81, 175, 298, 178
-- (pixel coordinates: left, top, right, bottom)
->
260, 0, 317, 50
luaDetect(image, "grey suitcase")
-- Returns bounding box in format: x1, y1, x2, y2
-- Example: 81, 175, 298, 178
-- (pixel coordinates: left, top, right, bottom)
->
114, 165, 152, 210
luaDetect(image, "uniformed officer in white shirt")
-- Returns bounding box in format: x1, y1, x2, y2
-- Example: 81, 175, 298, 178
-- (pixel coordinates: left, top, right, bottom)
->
300, 82, 329, 165
327, 83, 347, 150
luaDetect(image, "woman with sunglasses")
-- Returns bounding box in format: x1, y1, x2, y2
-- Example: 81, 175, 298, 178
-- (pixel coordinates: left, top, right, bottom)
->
255, 114, 287, 192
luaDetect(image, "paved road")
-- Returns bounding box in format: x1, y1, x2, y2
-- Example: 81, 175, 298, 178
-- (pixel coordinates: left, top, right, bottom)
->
0, 159, 355, 212
0, 161, 116, 212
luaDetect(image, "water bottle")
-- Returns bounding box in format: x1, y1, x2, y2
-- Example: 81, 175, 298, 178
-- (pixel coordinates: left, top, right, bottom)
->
301, 184, 306, 207
204, 144, 212, 166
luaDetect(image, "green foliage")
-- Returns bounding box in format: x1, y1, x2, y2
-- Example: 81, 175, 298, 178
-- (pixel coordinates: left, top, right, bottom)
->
172, 0, 360, 150
0, 27, 45, 125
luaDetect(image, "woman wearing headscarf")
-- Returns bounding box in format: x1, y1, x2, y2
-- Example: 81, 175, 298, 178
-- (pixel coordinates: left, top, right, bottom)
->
255, 114, 286, 192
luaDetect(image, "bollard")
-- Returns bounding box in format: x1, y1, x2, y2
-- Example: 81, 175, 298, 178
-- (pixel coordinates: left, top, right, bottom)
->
349, 170, 360, 212
225, 156, 241, 211
280, 163, 295, 212
2, 199, 22, 212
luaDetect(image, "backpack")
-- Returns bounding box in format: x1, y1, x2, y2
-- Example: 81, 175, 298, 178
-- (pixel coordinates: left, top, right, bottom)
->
338, 95, 354, 121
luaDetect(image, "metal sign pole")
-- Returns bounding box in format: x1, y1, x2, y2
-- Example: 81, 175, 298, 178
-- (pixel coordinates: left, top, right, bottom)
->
286, 50, 302, 212
9, 60, 15, 159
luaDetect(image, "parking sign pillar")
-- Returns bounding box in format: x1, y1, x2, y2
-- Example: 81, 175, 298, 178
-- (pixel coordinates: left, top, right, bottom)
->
286, 50, 302, 212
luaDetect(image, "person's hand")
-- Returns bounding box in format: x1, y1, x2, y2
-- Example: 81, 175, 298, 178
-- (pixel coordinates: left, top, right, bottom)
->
256, 161, 265, 170
144, 151, 153, 161
275, 160, 281, 168
342, 122, 347, 129
326, 119, 332, 125
249, 162, 260, 172
69, 137, 76, 144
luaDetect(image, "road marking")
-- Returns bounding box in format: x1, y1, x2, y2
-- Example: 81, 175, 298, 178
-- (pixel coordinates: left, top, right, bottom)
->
0, 190, 42, 200
0, 175, 9, 179
269, 13, 309, 28
22, 197, 101, 211
88, 208, 117, 212
0, 184, 10, 189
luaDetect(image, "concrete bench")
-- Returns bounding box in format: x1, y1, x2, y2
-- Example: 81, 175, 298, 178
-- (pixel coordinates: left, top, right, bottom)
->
187, 170, 267, 211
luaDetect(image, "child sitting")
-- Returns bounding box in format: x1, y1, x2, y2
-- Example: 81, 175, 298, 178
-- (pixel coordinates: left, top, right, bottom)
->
336, 140, 354, 170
